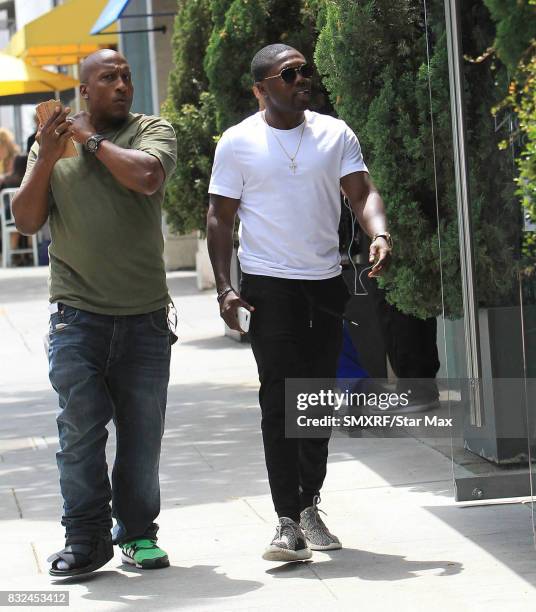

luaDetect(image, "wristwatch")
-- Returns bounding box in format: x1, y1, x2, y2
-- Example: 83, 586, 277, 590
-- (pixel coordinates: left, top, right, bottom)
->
85, 134, 106, 154
373, 232, 393, 249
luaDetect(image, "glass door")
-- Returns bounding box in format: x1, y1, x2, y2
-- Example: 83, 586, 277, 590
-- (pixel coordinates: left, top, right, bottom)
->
424, 0, 534, 506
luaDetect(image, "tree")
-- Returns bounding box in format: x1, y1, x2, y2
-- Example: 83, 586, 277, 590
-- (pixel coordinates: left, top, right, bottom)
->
162, 0, 217, 235
204, 0, 328, 132
164, 0, 329, 233
316, 0, 519, 318
483, 0, 535, 72
204, 0, 269, 132
162, 93, 217, 234
167, 0, 212, 107
485, 0, 536, 273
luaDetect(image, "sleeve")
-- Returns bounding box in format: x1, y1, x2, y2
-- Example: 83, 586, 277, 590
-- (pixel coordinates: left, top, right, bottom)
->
340, 123, 368, 179
131, 117, 177, 181
19, 142, 39, 188
19, 143, 55, 210
208, 130, 243, 200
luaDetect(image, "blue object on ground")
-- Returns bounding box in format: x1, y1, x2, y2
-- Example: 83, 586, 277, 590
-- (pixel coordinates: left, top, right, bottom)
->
337, 321, 369, 387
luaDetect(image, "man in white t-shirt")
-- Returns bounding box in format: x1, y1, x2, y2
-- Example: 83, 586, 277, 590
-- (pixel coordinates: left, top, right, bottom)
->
207, 43, 391, 562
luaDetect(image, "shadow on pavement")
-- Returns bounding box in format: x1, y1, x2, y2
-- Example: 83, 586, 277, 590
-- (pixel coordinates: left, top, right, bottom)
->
52, 564, 262, 607
266, 548, 462, 581
2, 382, 535, 592
178, 335, 251, 351
0, 384, 265, 519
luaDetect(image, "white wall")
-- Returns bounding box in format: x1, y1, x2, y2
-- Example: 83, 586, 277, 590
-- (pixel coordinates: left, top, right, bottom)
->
0, 8, 15, 135
12, 0, 55, 149
14, 0, 53, 29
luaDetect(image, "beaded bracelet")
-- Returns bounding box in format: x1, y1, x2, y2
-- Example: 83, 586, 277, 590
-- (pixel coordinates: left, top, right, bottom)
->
216, 287, 235, 303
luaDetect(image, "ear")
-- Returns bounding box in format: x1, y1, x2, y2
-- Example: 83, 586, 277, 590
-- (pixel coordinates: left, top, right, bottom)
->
80, 83, 88, 99
255, 81, 268, 98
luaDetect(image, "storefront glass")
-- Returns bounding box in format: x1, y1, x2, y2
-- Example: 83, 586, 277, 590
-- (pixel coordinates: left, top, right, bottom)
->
422, 0, 534, 525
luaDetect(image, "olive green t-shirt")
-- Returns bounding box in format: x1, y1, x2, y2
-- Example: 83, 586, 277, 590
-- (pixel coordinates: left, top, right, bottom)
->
23, 113, 177, 315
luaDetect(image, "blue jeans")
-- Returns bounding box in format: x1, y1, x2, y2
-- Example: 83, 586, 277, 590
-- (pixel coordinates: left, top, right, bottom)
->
48, 304, 173, 544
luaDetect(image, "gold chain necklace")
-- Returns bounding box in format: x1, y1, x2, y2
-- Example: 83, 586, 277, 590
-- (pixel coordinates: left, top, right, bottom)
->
262, 111, 307, 174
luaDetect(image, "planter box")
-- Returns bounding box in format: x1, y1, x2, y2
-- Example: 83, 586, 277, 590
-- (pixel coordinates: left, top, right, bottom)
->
442, 306, 536, 464
464, 306, 536, 464
163, 230, 196, 271
195, 234, 216, 291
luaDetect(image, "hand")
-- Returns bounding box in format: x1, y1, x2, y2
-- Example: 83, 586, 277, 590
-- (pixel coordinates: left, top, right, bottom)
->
219, 290, 255, 334
368, 237, 392, 277
67, 111, 97, 145
36, 106, 73, 164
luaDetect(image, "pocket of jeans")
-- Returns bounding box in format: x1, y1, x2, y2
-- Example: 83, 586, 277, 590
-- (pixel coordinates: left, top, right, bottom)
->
149, 308, 172, 336
239, 279, 268, 305
49, 305, 79, 334
239, 280, 250, 302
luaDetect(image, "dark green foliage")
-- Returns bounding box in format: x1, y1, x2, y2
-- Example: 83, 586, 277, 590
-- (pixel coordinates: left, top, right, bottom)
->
485, 0, 536, 277
162, 92, 217, 234
163, 0, 524, 302
460, 1, 520, 305
162, 0, 216, 235
164, 0, 328, 232
204, 0, 268, 131
204, 0, 329, 132
316, 0, 519, 318
483, 0, 536, 72
167, 0, 212, 107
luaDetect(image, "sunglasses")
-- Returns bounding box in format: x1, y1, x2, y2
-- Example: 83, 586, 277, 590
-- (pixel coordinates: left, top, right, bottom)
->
262, 63, 314, 84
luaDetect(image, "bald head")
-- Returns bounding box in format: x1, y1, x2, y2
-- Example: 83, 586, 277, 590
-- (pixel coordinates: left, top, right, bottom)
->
79, 49, 133, 127
80, 49, 127, 83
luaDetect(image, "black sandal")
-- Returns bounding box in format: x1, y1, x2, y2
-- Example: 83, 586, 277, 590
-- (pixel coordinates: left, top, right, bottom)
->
48, 534, 113, 577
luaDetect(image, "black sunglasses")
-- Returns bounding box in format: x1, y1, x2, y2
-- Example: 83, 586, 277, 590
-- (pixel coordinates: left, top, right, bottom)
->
262, 63, 314, 84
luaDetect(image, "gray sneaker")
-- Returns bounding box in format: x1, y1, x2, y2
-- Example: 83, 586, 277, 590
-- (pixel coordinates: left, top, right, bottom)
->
262, 517, 312, 562
300, 496, 342, 551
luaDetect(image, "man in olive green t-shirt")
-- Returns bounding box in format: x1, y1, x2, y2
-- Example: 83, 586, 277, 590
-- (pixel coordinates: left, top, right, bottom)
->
13, 49, 177, 577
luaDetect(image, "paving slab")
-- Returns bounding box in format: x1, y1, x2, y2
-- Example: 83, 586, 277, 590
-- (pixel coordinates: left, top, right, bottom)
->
0, 268, 535, 611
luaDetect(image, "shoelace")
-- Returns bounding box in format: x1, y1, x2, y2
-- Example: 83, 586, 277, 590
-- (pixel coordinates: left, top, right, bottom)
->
308, 495, 329, 529
276, 520, 301, 541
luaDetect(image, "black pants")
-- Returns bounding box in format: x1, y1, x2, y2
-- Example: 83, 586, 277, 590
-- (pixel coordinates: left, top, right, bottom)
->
374, 290, 440, 400
240, 273, 350, 522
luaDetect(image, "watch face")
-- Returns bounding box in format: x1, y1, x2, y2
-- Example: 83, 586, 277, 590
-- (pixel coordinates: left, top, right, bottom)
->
86, 136, 104, 153
86, 138, 97, 152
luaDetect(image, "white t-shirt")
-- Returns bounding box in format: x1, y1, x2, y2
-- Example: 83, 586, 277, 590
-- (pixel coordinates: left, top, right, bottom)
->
208, 110, 368, 280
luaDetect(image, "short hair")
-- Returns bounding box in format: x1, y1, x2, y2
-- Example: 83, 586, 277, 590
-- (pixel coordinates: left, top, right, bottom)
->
251, 44, 297, 82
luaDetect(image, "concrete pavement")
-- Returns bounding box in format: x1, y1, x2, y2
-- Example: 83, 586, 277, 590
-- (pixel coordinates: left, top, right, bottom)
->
1, 266, 536, 611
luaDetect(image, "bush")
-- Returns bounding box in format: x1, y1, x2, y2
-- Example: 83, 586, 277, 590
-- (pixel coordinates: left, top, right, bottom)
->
161, 93, 217, 235
164, 0, 328, 232
162, 0, 215, 235
316, 0, 519, 318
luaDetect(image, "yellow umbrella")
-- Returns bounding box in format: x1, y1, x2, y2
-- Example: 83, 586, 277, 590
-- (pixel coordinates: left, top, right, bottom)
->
0, 53, 79, 97
3, 0, 117, 67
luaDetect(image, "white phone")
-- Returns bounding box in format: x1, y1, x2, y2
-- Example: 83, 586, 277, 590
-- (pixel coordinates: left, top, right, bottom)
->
237, 306, 251, 333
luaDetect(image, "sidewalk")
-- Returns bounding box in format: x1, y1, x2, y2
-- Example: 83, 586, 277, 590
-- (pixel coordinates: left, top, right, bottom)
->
1, 267, 535, 611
